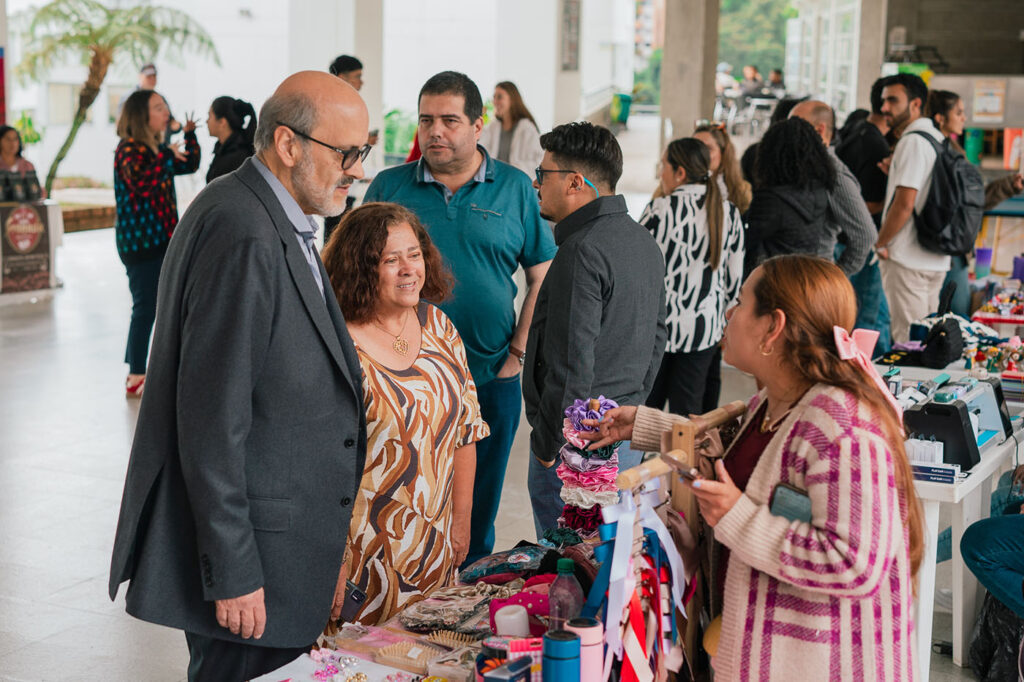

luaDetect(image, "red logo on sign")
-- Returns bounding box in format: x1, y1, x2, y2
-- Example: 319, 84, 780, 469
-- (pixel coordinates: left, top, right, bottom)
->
5, 204, 43, 253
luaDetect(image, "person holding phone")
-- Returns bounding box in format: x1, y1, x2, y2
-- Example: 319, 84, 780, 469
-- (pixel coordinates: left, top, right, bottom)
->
582, 254, 923, 680
321, 202, 489, 625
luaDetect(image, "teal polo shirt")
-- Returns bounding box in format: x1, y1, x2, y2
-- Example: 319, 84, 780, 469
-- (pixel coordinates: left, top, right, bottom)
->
365, 147, 556, 385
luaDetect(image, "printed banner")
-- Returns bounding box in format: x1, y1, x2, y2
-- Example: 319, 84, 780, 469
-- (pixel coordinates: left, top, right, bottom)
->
1, 202, 50, 292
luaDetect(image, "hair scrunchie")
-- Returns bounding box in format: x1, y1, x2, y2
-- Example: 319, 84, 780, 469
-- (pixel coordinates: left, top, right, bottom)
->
560, 485, 620, 509
557, 462, 619, 492
560, 445, 619, 472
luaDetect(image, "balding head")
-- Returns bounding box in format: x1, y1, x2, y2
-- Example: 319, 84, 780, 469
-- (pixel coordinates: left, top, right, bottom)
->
254, 71, 370, 216
789, 99, 835, 146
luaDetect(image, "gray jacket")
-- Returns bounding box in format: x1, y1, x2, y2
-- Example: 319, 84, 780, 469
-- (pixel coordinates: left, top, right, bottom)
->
108, 159, 367, 647
524, 195, 666, 463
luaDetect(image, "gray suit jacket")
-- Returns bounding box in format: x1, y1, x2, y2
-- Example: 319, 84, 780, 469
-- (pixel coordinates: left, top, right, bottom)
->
108, 158, 367, 648
523, 195, 666, 462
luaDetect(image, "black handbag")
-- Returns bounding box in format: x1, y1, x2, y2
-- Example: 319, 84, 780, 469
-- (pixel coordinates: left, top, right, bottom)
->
920, 281, 963, 369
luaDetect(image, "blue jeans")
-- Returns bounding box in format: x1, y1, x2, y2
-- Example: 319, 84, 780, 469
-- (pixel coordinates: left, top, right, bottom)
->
528, 443, 640, 540
124, 254, 164, 374
848, 255, 892, 357
464, 374, 522, 567
942, 253, 970, 318
962, 512, 1024, 619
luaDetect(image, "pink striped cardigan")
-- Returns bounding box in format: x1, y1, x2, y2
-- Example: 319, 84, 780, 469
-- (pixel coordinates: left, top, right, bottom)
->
632, 384, 917, 681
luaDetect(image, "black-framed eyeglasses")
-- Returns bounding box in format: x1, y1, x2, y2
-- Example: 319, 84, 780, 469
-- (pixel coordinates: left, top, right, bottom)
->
276, 121, 371, 170
534, 167, 600, 197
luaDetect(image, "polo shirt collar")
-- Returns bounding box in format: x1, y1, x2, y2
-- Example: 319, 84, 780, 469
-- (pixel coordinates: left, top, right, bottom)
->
416, 144, 494, 185
554, 195, 627, 245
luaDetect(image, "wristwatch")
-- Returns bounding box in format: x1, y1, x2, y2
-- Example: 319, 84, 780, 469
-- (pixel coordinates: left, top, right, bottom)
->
509, 345, 526, 366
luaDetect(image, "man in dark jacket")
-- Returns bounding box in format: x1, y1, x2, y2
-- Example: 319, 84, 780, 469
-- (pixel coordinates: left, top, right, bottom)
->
108, 72, 370, 682
523, 121, 666, 536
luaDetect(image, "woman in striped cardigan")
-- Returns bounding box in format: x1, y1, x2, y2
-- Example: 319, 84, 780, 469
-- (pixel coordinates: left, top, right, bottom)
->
585, 255, 923, 680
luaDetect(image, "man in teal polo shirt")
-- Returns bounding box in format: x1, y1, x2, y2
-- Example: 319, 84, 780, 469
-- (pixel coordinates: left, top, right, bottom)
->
365, 71, 555, 565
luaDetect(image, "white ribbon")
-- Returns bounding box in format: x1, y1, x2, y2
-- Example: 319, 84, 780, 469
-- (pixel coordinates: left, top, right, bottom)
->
637, 500, 688, 618
600, 492, 638, 679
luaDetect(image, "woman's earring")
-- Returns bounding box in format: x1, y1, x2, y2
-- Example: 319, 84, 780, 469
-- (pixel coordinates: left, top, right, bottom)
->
759, 342, 773, 356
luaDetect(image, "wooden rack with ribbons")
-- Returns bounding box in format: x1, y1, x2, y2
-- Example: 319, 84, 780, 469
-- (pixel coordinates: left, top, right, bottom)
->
615, 400, 748, 673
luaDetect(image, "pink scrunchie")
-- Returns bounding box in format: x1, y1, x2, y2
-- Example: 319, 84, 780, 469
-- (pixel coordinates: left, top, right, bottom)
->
557, 462, 619, 491
833, 326, 903, 421
562, 418, 589, 449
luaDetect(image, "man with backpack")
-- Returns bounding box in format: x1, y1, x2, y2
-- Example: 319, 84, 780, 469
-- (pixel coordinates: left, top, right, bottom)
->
875, 73, 951, 344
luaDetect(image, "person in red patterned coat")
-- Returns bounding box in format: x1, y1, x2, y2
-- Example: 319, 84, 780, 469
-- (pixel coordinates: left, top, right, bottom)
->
114, 89, 200, 397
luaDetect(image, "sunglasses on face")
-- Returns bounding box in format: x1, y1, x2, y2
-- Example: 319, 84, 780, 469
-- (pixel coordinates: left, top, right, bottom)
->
276, 122, 372, 170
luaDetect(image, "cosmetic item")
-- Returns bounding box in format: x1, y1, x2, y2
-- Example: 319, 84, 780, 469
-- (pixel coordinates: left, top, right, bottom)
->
494, 604, 531, 637
542, 630, 580, 682
564, 617, 602, 680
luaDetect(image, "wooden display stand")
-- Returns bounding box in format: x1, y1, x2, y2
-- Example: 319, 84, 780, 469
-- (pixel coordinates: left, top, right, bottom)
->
616, 400, 747, 676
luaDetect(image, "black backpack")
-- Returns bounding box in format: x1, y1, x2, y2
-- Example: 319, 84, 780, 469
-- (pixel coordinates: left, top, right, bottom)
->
920, 281, 964, 369
908, 130, 985, 255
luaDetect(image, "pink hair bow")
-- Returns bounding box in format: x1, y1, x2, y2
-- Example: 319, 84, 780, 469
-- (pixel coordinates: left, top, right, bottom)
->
833, 326, 902, 421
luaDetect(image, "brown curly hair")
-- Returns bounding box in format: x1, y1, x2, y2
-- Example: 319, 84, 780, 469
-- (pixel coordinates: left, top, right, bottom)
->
321, 202, 453, 323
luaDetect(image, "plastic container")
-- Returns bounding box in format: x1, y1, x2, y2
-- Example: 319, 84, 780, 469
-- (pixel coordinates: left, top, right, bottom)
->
542, 630, 580, 682
976, 247, 993, 279
548, 558, 584, 631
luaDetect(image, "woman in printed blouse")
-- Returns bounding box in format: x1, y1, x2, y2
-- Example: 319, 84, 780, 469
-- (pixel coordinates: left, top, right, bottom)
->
322, 202, 489, 625
640, 137, 744, 416
584, 255, 923, 681
114, 89, 199, 397
0, 125, 44, 196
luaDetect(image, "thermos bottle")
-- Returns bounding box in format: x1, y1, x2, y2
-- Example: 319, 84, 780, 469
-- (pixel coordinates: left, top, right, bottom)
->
565, 616, 603, 680
542, 630, 580, 681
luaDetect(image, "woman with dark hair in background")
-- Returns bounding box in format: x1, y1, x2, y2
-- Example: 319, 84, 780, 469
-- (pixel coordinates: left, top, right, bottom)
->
693, 123, 751, 213
205, 96, 256, 183
479, 81, 543, 176
744, 117, 835, 276
640, 137, 744, 416
926, 89, 1024, 316
114, 89, 199, 397
0, 125, 44, 197
739, 96, 808, 184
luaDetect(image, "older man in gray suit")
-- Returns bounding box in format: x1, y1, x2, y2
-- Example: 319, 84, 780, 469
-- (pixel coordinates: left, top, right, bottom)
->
109, 71, 372, 681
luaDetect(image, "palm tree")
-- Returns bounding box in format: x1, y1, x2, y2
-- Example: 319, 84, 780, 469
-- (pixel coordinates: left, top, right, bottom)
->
15, 0, 220, 194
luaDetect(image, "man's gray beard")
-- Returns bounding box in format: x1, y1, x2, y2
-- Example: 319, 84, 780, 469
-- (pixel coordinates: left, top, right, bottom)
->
294, 152, 346, 217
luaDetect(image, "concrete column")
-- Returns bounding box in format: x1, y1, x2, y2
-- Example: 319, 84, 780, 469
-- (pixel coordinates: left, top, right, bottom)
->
659, 0, 719, 150
354, 0, 384, 139
857, 0, 888, 109
554, 0, 584, 127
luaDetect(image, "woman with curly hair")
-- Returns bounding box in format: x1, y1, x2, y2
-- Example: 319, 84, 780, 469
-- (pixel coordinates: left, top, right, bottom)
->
744, 117, 835, 276
321, 202, 490, 624
694, 123, 751, 212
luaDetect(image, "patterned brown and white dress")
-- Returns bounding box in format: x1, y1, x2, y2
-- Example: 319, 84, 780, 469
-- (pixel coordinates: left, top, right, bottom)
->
347, 302, 490, 624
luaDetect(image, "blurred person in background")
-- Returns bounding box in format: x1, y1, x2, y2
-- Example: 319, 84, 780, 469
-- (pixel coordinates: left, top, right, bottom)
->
480, 81, 543, 176
205, 96, 257, 183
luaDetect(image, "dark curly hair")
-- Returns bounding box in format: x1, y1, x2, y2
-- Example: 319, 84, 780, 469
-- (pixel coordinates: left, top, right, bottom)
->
754, 117, 836, 191
321, 202, 453, 323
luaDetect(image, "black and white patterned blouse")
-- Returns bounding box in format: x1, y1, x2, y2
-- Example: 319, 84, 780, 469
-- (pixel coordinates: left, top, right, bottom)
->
640, 184, 744, 353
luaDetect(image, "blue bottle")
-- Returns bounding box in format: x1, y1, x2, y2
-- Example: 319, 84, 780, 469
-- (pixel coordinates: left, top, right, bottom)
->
542, 630, 580, 681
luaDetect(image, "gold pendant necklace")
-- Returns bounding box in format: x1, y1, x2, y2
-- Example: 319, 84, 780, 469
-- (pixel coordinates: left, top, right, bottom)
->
372, 310, 411, 356
759, 403, 792, 434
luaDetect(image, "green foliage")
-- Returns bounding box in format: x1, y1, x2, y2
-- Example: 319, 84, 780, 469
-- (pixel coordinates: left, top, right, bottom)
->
13, 111, 42, 145
718, 0, 791, 78
633, 47, 662, 105
383, 108, 416, 157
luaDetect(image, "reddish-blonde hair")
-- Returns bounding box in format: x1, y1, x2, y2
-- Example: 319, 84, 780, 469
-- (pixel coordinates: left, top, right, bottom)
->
754, 255, 924, 583
321, 202, 453, 323
694, 124, 752, 213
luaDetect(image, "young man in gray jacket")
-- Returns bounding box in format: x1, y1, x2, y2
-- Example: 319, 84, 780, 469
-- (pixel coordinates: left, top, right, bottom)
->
523, 121, 666, 536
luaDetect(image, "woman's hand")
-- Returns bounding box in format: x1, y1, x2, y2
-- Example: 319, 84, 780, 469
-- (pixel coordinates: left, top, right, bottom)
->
452, 515, 471, 567
580, 405, 638, 449
877, 155, 892, 176
183, 111, 197, 134
168, 141, 188, 162
688, 460, 742, 527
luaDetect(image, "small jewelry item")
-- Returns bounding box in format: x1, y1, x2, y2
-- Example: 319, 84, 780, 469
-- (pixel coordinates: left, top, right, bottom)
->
759, 403, 792, 434
372, 309, 411, 356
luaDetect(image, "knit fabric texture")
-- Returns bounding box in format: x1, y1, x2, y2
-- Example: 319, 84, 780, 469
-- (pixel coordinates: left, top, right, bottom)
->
632, 384, 916, 681
114, 131, 200, 265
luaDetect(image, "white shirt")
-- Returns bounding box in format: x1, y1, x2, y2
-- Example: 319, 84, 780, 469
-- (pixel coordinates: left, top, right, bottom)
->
883, 117, 950, 272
